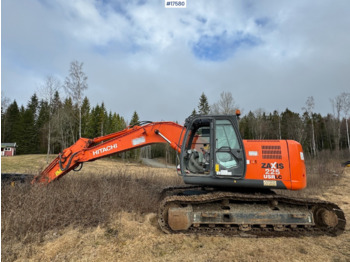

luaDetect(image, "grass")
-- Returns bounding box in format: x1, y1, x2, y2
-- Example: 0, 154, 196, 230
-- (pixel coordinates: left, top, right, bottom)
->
1, 155, 183, 261
275, 152, 345, 199
1, 154, 57, 175
1, 153, 350, 262
1, 172, 178, 244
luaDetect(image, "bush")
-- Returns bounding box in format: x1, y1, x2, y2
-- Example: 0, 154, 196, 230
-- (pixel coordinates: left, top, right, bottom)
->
1, 170, 182, 245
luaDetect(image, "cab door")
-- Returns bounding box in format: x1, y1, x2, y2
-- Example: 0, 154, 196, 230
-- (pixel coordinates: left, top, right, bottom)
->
214, 118, 246, 179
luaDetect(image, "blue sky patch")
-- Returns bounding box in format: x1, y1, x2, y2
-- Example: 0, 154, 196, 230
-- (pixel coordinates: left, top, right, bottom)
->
255, 17, 270, 27
196, 16, 207, 24
95, 0, 133, 21
192, 31, 261, 61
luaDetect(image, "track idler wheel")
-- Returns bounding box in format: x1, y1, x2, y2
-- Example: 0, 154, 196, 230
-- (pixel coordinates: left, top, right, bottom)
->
314, 207, 339, 228
167, 205, 193, 231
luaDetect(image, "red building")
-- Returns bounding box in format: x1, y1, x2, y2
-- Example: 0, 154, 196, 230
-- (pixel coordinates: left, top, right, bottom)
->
1, 143, 17, 157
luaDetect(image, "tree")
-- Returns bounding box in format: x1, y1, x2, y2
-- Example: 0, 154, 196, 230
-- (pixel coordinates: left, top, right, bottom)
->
98, 102, 108, 136
1, 93, 11, 142
130, 111, 139, 126
36, 100, 50, 153
50, 91, 63, 153
270, 110, 282, 139
281, 109, 305, 143
81, 97, 90, 137
4, 101, 21, 144
211, 91, 237, 115
191, 108, 197, 116
331, 95, 343, 151
303, 96, 317, 157
197, 93, 210, 114
19, 105, 37, 154
86, 105, 99, 138
58, 98, 77, 148
115, 114, 126, 132
254, 108, 267, 139
27, 93, 39, 121
40, 76, 61, 161
129, 111, 140, 160
64, 60, 88, 139
340, 92, 350, 152
86, 103, 108, 138
25, 94, 40, 153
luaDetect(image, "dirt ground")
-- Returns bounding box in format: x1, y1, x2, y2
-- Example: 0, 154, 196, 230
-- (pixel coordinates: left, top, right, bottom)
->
1, 155, 350, 262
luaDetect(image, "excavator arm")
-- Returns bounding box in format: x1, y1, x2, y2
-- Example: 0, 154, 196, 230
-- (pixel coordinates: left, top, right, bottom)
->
32, 121, 185, 184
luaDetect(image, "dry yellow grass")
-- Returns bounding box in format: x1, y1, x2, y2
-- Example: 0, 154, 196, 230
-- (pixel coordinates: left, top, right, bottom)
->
1, 154, 177, 178
2, 155, 350, 262
1, 155, 57, 175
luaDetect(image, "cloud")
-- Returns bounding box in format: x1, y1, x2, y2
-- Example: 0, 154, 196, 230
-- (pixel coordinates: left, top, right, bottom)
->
2, 0, 350, 123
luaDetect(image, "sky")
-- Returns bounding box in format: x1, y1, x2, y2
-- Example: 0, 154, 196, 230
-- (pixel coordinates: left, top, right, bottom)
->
2, 0, 350, 123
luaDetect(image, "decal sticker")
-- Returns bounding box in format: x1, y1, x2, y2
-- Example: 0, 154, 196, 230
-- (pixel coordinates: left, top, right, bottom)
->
92, 143, 118, 156
300, 152, 304, 161
261, 162, 284, 169
263, 180, 277, 186
55, 169, 63, 176
261, 162, 284, 180
248, 151, 258, 156
217, 170, 232, 176
132, 136, 146, 146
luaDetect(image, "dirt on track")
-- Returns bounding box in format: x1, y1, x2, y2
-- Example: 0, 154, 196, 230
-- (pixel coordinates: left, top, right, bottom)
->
1, 155, 350, 262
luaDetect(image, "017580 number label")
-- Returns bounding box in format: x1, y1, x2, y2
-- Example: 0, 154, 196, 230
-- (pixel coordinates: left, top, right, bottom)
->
165, 0, 186, 8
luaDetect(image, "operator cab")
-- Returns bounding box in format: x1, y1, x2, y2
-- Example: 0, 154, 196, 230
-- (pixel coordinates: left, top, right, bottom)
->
180, 114, 246, 187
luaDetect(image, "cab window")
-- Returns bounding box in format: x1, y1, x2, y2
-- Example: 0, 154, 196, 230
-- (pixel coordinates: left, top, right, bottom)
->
215, 120, 239, 169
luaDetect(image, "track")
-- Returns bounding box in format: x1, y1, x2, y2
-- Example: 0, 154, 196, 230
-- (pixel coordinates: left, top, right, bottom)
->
1, 173, 34, 185
158, 187, 346, 237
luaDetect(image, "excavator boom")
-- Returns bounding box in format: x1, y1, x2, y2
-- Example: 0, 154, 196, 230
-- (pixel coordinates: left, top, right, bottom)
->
32, 121, 184, 184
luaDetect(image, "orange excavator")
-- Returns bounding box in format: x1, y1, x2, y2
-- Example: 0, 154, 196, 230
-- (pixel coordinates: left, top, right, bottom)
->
32, 113, 346, 236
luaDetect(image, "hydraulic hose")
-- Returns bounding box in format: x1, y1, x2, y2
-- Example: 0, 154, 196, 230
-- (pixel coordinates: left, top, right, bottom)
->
59, 151, 80, 171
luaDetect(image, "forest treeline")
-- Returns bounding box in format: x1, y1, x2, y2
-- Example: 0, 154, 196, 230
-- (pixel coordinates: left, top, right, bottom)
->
2, 90, 350, 161
1, 61, 349, 162
195, 92, 350, 159
1, 93, 126, 154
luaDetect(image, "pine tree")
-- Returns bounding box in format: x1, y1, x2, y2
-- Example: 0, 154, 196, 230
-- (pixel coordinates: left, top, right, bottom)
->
86, 105, 100, 138
128, 111, 140, 160
50, 91, 63, 153
130, 111, 139, 126
4, 101, 21, 144
1, 94, 10, 142
191, 108, 197, 116
19, 107, 37, 154
116, 114, 126, 131
281, 108, 304, 142
28, 94, 39, 121
37, 100, 50, 153
98, 102, 108, 136
60, 98, 76, 147
81, 97, 90, 137
270, 110, 282, 139
197, 93, 210, 115
25, 94, 40, 153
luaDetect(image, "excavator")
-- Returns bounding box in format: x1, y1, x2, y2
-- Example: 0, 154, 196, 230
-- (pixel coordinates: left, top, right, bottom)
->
32, 112, 346, 237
